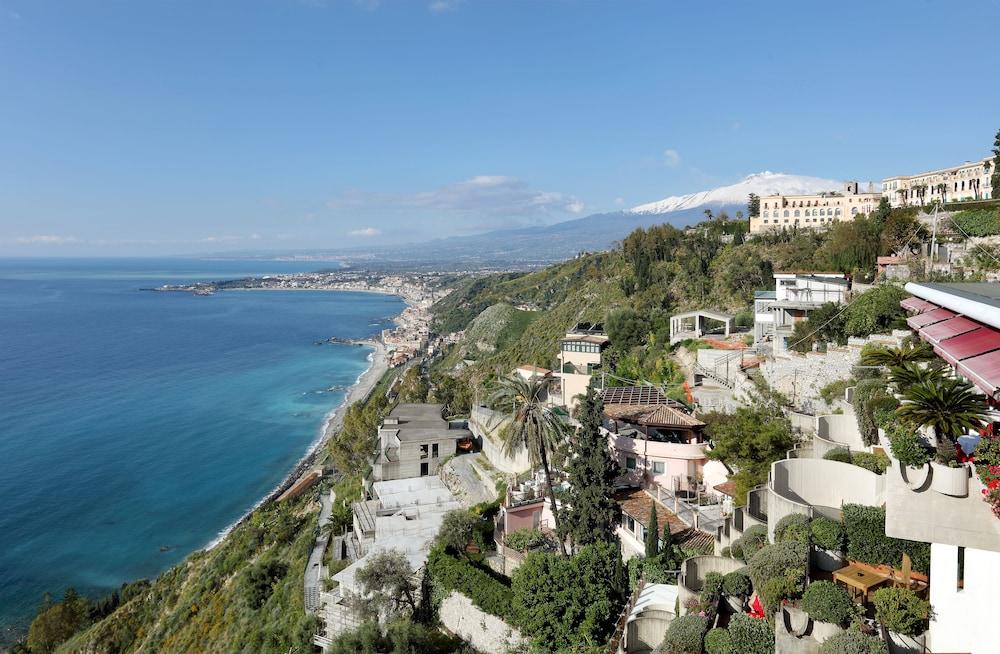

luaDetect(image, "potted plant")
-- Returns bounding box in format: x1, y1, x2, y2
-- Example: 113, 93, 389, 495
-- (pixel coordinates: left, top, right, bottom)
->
897, 377, 988, 498
810, 516, 846, 572
801, 581, 856, 643
722, 570, 752, 612
886, 424, 932, 489
872, 587, 930, 654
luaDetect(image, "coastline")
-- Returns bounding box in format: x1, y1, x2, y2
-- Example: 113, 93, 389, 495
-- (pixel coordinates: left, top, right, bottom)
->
207, 338, 391, 550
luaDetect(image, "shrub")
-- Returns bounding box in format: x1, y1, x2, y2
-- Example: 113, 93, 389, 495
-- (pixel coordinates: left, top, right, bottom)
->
427, 548, 513, 619
852, 451, 890, 474
704, 628, 734, 654
728, 613, 774, 654
702, 571, 725, 601
740, 525, 768, 560
774, 513, 811, 544
747, 541, 808, 597
887, 425, 932, 468
729, 540, 744, 561
843, 504, 930, 573
801, 581, 856, 626
872, 587, 930, 637
505, 528, 548, 552
823, 447, 852, 464
818, 630, 888, 654
660, 614, 708, 654
722, 571, 751, 599
720, 546, 731, 558
820, 379, 854, 405
759, 576, 797, 617
810, 516, 846, 552
953, 208, 1000, 237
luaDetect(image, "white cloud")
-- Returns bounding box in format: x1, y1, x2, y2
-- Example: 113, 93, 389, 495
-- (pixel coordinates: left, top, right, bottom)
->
349, 227, 381, 237
10, 235, 78, 245
663, 149, 681, 168
327, 175, 584, 220
429, 0, 462, 12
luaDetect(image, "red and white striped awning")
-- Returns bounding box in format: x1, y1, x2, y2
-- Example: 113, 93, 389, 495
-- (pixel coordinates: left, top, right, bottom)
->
934, 327, 1000, 366
918, 316, 982, 346
956, 350, 1000, 400
900, 297, 938, 313
906, 307, 956, 330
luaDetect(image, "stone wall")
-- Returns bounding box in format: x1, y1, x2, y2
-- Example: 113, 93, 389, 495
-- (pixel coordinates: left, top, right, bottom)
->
439, 591, 527, 653
758, 331, 908, 413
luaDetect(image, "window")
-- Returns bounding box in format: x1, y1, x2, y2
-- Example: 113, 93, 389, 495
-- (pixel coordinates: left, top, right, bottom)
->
625, 456, 636, 471
419, 444, 429, 459
794, 210, 800, 217
783, 210, 789, 217
420, 462, 429, 476
625, 515, 635, 533
432, 443, 439, 458
652, 461, 665, 474
957, 546, 965, 591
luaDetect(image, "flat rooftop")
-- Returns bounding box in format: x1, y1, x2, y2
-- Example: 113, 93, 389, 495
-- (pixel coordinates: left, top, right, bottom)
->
373, 476, 457, 509
382, 403, 471, 442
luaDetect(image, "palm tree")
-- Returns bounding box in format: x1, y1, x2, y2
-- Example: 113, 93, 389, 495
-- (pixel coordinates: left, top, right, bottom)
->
861, 343, 935, 368
897, 377, 988, 463
489, 374, 570, 555
887, 361, 945, 391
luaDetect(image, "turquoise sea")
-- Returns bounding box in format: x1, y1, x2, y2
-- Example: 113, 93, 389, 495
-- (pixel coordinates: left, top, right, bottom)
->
0, 258, 405, 641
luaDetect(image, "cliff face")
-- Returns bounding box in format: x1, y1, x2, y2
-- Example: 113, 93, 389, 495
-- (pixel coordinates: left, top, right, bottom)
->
57, 495, 319, 654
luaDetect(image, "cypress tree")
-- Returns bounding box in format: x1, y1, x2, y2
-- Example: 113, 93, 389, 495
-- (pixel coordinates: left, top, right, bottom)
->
645, 504, 659, 558
562, 386, 621, 549
991, 129, 1000, 195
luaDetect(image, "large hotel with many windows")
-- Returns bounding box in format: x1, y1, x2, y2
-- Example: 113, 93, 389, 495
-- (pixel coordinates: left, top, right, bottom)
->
749, 182, 882, 234
882, 156, 993, 208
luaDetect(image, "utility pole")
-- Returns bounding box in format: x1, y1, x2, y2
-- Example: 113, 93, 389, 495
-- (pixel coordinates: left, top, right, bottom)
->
928, 203, 939, 276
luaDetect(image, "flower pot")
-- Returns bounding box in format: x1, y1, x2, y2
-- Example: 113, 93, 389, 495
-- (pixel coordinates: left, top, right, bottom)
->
882, 627, 926, 654
779, 605, 810, 637
811, 546, 846, 572
898, 461, 931, 490
811, 619, 843, 644
931, 461, 969, 497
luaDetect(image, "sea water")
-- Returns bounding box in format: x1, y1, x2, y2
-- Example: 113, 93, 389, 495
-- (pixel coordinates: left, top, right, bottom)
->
0, 258, 405, 640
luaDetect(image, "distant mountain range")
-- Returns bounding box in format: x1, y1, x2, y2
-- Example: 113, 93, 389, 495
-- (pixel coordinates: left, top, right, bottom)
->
219, 173, 853, 269
350, 172, 847, 267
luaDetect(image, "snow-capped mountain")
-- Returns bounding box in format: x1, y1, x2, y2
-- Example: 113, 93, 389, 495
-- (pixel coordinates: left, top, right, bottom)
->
628, 171, 844, 215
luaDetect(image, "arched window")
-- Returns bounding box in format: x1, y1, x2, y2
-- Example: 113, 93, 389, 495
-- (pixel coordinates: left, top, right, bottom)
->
851, 207, 858, 215
794, 210, 800, 217
835, 208, 841, 215
784, 210, 789, 218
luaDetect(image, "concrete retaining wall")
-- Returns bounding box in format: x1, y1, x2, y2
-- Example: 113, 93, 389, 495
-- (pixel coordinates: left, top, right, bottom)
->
469, 405, 531, 474
439, 591, 527, 653
677, 555, 745, 615
815, 413, 865, 452
768, 458, 885, 540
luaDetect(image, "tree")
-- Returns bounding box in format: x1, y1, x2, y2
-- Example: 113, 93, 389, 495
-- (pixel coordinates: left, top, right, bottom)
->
860, 343, 934, 368
490, 374, 570, 555
27, 590, 90, 654
897, 377, 988, 463
435, 509, 479, 558
351, 549, 419, 622
397, 366, 429, 403
412, 568, 434, 626
562, 387, 620, 549
512, 542, 624, 651
705, 405, 795, 504
645, 504, 660, 558
992, 129, 1000, 195
748, 193, 761, 218
843, 284, 907, 337
709, 244, 773, 309
605, 308, 649, 351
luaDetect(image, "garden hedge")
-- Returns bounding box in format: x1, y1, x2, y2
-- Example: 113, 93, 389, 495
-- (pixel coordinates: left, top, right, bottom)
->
660, 614, 708, 654
728, 613, 774, 654
801, 581, 856, 626
774, 513, 811, 544
704, 627, 734, 654
810, 516, 846, 552
823, 447, 853, 464
818, 630, 888, 654
426, 548, 513, 620
842, 504, 930, 573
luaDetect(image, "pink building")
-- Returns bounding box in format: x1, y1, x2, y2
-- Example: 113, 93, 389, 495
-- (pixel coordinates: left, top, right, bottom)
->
601, 386, 721, 496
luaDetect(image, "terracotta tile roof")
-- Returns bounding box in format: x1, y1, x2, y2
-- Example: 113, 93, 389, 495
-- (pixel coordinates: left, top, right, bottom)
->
713, 481, 737, 497
604, 403, 705, 428
614, 487, 715, 553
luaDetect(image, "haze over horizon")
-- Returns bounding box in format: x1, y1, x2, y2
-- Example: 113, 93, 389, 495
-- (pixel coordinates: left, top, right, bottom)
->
2, 0, 999, 256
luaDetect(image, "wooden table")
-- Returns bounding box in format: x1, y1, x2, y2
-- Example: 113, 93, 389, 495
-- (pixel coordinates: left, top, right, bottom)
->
832, 564, 891, 603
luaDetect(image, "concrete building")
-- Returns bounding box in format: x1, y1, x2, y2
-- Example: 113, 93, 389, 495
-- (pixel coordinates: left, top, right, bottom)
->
555, 322, 609, 411
754, 272, 850, 353
882, 156, 994, 208
750, 182, 882, 234
371, 403, 471, 482
316, 476, 461, 645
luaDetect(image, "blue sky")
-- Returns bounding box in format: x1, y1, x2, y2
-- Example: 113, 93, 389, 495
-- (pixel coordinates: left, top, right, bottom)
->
1, 0, 999, 255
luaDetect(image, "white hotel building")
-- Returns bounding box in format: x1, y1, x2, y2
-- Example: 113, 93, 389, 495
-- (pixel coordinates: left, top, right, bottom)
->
882, 156, 994, 208
749, 182, 882, 234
